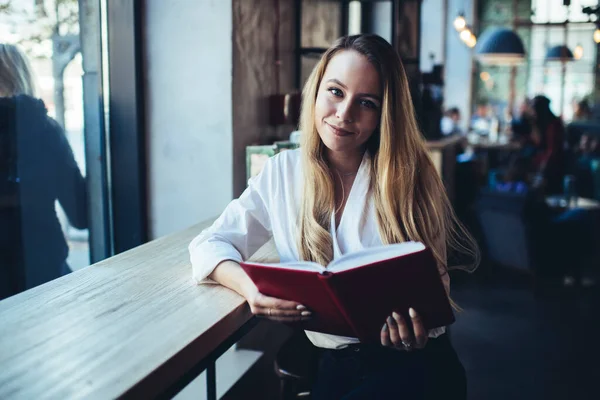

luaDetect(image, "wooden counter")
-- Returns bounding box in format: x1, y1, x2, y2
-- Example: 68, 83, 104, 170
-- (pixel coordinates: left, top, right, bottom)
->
0, 219, 275, 399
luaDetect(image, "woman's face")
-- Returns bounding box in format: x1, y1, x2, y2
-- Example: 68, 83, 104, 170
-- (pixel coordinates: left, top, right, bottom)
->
314, 50, 382, 155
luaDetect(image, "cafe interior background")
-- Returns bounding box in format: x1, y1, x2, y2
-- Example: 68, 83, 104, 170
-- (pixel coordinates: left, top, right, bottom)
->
1, 0, 600, 399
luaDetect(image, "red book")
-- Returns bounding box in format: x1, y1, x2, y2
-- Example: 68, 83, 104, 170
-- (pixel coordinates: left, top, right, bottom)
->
240, 242, 454, 343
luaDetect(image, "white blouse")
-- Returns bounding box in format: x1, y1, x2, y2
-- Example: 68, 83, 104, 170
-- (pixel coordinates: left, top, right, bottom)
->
189, 149, 448, 349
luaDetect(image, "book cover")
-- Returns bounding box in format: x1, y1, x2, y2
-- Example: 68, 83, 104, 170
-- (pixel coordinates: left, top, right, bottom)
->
240, 242, 454, 342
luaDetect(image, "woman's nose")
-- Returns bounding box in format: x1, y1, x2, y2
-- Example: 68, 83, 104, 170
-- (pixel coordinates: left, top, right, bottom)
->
335, 100, 354, 122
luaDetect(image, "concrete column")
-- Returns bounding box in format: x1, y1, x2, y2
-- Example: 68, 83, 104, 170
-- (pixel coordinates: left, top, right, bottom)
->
144, 0, 233, 239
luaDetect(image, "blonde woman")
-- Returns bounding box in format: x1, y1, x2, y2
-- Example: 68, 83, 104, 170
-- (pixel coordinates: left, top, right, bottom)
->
190, 34, 478, 399
0, 44, 87, 298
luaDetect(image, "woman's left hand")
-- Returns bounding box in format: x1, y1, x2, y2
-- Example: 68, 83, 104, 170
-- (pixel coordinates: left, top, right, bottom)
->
380, 308, 428, 351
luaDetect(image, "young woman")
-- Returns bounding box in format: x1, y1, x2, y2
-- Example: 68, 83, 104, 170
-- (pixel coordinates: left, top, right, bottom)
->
190, 34, 478, 399
0, 44, 87, 298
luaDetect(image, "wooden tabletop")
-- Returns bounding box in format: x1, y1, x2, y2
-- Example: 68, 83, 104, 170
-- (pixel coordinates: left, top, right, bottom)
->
465, 135, 521, 151
0, 219, 273, 399
425, 134, 464, 150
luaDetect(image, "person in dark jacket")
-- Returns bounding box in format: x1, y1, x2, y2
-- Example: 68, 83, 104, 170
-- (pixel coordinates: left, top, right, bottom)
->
531, 95, 566, 194
0, 43, 87, 299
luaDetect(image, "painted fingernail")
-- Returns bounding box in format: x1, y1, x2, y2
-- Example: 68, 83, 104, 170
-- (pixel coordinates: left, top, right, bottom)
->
301, 311, 312, 316
382, 323, 388, 332
296, 305, 307, 310
392, 311, 401, 320
409, 308, 417, 318
387, 316, 394, 325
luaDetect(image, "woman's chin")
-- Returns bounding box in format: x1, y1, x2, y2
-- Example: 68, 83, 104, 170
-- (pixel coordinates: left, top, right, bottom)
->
322, 140, 353, 153
319, 134, 357, 153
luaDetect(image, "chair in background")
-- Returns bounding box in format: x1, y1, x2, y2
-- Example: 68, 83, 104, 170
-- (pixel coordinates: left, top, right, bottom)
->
473, 190, 554, 284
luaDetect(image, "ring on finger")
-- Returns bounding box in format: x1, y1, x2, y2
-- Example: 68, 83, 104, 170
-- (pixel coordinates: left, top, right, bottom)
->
401, 340, 413, 350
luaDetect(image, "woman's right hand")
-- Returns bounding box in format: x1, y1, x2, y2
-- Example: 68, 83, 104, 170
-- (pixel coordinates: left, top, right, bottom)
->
210, 260, 312, 322
244, 286, 312, 322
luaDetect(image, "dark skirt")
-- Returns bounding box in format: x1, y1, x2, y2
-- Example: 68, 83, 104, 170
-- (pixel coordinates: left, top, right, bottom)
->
311, 333, 466, 400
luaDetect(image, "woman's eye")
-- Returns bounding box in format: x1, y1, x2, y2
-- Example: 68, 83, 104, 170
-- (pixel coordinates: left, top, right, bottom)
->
359, 99, 378, 109
328, 87, 343, 97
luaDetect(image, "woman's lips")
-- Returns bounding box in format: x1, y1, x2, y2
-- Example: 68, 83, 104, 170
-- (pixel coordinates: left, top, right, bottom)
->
326, 122, 354, 137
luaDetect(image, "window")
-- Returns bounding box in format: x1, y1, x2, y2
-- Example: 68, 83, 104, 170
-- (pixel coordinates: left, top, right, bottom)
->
528, 0, 598, 119
0, 0, 111, 297
531, 0, 599, 23
474, 0, 598, 121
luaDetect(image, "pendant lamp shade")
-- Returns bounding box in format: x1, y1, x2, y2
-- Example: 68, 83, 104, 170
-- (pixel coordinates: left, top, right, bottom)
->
475, 28, 526, 65
545, 45, 574, 62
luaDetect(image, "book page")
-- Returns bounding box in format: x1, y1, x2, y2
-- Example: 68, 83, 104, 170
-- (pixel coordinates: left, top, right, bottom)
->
327, 242, 425, 273
243, 260, 325, 272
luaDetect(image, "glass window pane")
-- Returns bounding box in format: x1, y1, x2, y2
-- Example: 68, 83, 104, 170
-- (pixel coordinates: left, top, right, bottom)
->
527, 23, 597, 119
1, 0, 109, 298
532, 0, 599, 23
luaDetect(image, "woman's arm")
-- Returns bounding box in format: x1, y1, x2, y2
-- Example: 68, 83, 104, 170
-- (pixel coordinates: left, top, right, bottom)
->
191, 154, 310, 321
50, 118, 88, 229
189, 159, 276, 283
209, 260, 257, 299
209, 260, 309, 322
209, 260, 311, 322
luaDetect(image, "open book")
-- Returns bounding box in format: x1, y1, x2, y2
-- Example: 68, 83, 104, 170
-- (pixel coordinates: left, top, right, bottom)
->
240, 242, 454, 343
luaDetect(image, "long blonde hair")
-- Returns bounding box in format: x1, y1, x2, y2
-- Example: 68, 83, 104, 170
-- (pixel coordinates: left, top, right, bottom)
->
0, 44, 36, 97
297, 34, 479, 275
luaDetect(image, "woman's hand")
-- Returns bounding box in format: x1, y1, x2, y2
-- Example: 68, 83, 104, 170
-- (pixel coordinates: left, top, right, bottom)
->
244, 285, 312, 322
210, 261, 312, 322
380, 308, 428, 351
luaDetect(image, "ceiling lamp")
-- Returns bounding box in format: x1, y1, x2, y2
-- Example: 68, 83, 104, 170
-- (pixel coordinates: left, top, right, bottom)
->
475, 28, 526, 65
465, 34, 477, 48
573, 44, 583, 60
594, 28, 600, 44
454, 13, 466, 32
545, 45, 574, 62
459, 26, 473, 42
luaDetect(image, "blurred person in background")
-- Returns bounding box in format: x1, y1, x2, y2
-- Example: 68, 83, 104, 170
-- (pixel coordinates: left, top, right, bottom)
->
0, 43, 87, 299
470, 102, 491, 134
531, 95, 566, 195
573, 98, 592, 121
511, 99, 533, 144
440, 107, 462, 136
509, 98, 539, 167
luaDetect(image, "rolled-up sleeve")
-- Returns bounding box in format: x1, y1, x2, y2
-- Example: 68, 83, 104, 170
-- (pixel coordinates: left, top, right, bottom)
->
189, 159, 274, 284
